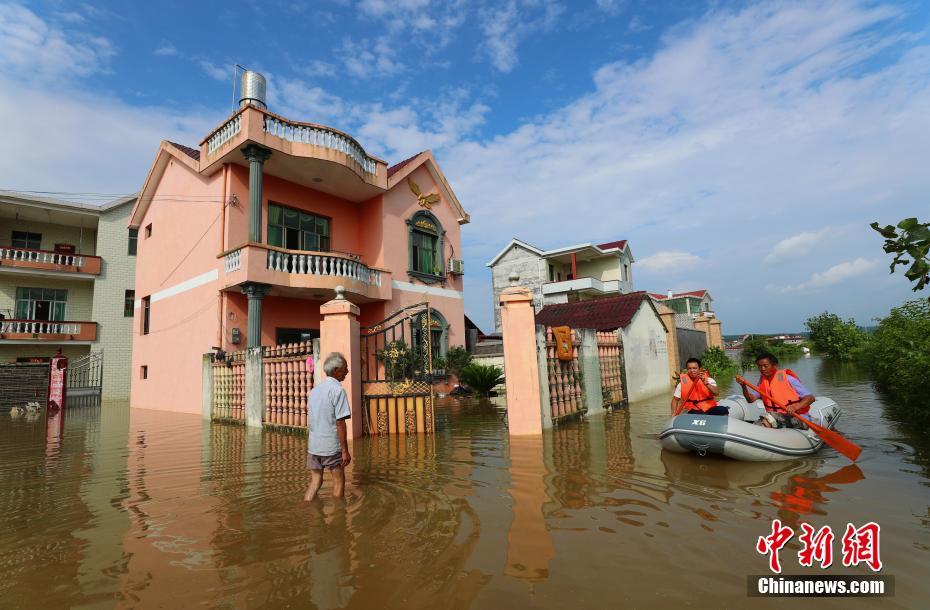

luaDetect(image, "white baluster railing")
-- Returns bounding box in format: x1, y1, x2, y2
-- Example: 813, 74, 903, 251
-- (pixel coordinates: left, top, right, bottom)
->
224, 249, 241, 273
0, 247, 85, 267
0, 321, 83, 335
206, 113, 242, 155
266, 250, 377, 285
262, 115, 377, 175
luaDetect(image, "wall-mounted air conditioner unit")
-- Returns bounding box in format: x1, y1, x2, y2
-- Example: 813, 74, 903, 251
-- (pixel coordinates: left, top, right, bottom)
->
447, 258, 464, 275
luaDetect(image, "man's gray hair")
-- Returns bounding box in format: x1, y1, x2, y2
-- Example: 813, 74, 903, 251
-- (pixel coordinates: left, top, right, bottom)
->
323, 352, 347, 376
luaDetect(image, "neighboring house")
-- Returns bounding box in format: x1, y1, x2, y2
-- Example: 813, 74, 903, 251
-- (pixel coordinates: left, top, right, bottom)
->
0, 192, 138, 400
649, 289, 715, 329
128, 73, 469, 414
487, 238, 634, 331
535, 291, 670, 402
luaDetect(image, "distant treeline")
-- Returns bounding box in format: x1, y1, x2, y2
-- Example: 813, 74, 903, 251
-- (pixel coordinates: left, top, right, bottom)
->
805, 302, 930, 415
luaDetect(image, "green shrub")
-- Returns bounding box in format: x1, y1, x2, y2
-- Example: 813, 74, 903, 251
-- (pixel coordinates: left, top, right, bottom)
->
805, 312, 866, 361
445, 346, 472, 376
861, 299, 930, 411
458, 363, 505, 397
699, 346, 738, 380
739, 336, 802, 367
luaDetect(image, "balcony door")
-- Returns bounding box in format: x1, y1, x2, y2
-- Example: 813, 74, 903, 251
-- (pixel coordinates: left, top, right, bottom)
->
15, 287, 67, 321
268, 203, 330, 252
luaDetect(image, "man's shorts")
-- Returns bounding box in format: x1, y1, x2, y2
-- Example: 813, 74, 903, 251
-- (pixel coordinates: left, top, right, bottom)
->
307, 453, 343, 470
758, 411, 808, 430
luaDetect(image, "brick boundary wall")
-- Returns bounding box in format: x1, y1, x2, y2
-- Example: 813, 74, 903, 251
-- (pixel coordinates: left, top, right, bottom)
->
0, 363, 49, 409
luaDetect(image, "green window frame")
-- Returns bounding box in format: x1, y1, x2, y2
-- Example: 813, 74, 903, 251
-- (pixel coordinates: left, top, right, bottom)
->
267, 203, 330, 252
124, 290, 135, 318
128, 228, 138, 255
407, 211, 445, 281
14, 287, 68, 321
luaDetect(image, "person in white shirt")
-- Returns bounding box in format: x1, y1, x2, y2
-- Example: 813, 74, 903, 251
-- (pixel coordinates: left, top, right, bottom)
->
304, 352, 352, 501
670, 357, 728, 416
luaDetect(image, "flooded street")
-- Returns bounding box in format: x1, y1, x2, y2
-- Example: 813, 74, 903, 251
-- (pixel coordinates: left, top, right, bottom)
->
1, 356, 928, 608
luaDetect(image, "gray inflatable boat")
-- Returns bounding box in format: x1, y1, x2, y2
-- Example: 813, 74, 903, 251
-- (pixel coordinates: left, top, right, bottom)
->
659, 395, 841, 461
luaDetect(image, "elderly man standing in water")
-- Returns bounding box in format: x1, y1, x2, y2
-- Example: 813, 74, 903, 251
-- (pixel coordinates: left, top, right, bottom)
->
304, 352, 352, 501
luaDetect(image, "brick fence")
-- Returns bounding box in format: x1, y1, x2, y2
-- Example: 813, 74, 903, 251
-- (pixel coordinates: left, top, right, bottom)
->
0, 363, 49, 409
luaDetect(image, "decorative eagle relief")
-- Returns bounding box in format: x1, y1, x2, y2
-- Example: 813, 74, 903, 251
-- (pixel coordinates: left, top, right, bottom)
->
407, 177, 440, 210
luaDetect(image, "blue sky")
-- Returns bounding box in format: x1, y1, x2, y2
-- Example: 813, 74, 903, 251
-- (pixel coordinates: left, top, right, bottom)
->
2, 0, 929, 333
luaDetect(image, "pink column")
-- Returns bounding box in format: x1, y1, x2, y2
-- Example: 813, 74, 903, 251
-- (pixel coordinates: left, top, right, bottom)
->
320, 286, 363, 439
500, 278, 543, 436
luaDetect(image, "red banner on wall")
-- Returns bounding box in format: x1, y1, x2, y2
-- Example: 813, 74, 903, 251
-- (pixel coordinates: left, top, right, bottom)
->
48, 352, 68, 410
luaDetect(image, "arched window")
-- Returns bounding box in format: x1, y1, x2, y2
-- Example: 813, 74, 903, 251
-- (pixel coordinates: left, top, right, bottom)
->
412, 308, 449, 364
407, 211, 444, 282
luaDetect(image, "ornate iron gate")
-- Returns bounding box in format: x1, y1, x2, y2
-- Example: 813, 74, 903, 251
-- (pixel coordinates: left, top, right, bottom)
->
360, 303, 435, 435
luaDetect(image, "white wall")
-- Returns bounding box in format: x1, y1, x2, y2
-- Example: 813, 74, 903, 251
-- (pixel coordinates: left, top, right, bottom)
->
91, 200, 136, 400
620, 303, 670, 402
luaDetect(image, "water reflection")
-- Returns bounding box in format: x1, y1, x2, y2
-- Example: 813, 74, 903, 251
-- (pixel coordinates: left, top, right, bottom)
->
505, 436, 553, 582
1, 360, 929, 607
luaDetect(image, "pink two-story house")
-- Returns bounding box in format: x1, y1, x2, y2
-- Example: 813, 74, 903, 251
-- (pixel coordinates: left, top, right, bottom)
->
129, 72, 468, 414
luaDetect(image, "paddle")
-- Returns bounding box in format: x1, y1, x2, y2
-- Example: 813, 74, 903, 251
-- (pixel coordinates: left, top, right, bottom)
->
736, 375, 861, 462
673, 370, 706, 416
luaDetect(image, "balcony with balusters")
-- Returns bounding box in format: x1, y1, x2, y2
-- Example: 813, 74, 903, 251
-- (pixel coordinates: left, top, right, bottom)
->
198, 104, 389, 201
0, 320, 98, 343
219, 243, 392, 302
0, 246, 102, 278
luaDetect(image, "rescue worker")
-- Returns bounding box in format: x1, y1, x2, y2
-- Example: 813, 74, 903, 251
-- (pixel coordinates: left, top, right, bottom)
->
671, 357, 727, 415
739, 352, 815, 429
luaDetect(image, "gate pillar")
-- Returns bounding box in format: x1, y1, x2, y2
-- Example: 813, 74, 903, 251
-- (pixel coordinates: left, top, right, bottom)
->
320, 286, 363, 439
500, 275, 544, 436
657, 305, 678, 386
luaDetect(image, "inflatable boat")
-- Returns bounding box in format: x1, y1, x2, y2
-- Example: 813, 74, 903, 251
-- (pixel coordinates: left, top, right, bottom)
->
659, 395, 841, 462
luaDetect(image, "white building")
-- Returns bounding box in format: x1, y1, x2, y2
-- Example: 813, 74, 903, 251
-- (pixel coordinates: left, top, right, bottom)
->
487, 238, 634, 331
1, 193, 138, 401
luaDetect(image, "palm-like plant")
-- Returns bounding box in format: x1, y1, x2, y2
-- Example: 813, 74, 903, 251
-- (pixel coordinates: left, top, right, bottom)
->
458, 364, 504, 397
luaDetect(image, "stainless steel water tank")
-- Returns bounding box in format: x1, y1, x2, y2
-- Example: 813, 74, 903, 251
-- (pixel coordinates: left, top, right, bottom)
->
239, 71, 266, 109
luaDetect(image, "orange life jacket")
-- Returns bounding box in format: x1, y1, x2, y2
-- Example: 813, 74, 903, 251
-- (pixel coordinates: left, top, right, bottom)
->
680, 372, 718, 412
758, 368, 810, 415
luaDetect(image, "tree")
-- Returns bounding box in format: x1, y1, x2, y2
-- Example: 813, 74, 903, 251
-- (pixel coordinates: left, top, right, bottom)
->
804, 312, 865, 361
445, 346, 472, 376
871, 218, 930, 293
861, 299, 930, 411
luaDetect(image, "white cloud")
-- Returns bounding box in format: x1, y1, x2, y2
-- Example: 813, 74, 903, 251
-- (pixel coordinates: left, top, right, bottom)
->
480, 0, 564, 73
0, 3, 114, 80
0, 77, 218, 194
636, 251, 700, 272
764, 228, 832, 264
596, 0, 625, 16
198, 60, 229, 81
781, 258, 879, 292
628, 15, 651, 33
340, 37, 404, 78
154, 41, 179, 57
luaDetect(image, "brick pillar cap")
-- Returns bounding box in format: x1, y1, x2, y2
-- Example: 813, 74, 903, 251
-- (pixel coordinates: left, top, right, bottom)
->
321, 285, 359, 316
500, 286, 533, 304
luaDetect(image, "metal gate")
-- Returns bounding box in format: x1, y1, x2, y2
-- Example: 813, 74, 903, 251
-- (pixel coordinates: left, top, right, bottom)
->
67, 350, 103, 397
360, 303, 435, 435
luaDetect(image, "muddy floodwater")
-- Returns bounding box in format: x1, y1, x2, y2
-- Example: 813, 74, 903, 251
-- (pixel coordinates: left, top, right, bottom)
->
1, 357, 928, 608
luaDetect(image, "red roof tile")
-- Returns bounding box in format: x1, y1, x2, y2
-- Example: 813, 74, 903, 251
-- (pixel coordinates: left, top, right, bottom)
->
650, 289, 708, 300
535, 291, 656, 331
387, 151, 424, 177
168, 141, 200, 161
597, 240, 627, 251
